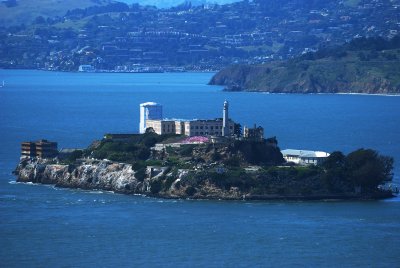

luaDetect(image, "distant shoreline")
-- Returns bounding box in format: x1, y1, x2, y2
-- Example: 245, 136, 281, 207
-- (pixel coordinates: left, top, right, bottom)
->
220, 88, 400, 96
0, 68, 219, 74
2, 68, 399, 96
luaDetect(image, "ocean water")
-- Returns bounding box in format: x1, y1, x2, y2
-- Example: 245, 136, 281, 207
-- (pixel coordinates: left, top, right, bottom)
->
0, 70, 399, 267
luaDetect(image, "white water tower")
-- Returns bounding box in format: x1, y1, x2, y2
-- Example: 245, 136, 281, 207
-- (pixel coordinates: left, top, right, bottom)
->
139, 102, 163, 133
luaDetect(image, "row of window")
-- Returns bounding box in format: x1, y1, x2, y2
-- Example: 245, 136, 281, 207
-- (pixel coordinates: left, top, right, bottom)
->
192, 131, 223, 136
190, 125, 233, 130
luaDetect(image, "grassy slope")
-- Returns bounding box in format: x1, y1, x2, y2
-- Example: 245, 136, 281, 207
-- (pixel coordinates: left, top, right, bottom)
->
210, 49, 400, 94
0, 0, 112, 27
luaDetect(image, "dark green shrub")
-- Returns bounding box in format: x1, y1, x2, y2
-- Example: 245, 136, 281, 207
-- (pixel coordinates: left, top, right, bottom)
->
185, 186, 196, 196
135, 167, 147, 182
150, 180, 163, 194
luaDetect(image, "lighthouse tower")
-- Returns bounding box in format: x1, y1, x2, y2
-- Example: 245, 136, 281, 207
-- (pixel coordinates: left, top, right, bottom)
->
222, 100, 229, 137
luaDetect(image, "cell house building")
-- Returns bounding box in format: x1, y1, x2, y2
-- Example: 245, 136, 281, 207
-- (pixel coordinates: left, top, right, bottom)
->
142, 101, 235, 137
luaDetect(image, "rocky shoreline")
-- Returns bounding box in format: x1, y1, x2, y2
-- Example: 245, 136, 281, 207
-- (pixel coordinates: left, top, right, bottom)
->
15, 158, 394, 201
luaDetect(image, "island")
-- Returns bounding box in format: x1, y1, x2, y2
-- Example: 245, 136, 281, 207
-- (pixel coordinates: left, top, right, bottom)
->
14, 102, 395, 201
209, 37, 400, 94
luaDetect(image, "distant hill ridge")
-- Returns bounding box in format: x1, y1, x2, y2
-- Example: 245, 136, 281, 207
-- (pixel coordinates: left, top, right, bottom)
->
0, 0, 239, 27
0, 0, 113, 27
209, 37, 400, 94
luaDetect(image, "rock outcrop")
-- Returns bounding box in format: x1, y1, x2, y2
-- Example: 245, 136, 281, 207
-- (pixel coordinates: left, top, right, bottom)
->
16, 158, 147, 194
15, 157, 394, 200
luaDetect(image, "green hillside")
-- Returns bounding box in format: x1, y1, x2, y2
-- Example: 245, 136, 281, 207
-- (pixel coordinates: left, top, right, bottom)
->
210, 37, 400, 94
0, 0, 112, 27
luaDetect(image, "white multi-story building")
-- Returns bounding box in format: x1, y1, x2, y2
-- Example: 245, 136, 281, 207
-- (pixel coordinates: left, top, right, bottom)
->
142, 101, 235, 137
145, 118, 235, 136
139, 102, 163, 134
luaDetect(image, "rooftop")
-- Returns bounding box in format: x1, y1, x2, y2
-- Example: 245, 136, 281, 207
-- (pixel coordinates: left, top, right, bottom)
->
140, 102, 161, 107
281, 149, 330, 158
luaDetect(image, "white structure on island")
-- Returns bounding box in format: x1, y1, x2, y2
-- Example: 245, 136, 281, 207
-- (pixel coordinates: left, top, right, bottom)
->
78, 65, 95, 72
139, 102, 163, 134
281, 149, 330, 166
141, 101, 235, 137
222, 100, 229, 137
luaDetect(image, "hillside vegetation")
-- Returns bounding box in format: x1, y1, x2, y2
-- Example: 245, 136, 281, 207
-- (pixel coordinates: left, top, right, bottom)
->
0, 0, 112, 27
210, 37, 400, 94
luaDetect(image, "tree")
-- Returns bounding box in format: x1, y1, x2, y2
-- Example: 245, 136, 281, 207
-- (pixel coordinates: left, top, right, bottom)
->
234, 123, 242, 137
322, 151, 345, 170
345, 149, 393, 190
67, 150, 83, 163
35, 16, 46, 24
145, 127, 155, 134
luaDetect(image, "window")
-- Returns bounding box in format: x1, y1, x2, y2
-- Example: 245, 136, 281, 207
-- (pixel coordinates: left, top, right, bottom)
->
200, 126, 203, 129
195, 126, 199, 129
200, 132, 203, 135
211, 126, 213, 130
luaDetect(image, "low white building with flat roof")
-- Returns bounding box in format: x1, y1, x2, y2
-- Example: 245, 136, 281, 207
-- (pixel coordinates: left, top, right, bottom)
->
281, 149, 330, 166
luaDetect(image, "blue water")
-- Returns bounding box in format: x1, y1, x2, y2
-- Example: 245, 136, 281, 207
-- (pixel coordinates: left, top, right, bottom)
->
0, 70, 399, 267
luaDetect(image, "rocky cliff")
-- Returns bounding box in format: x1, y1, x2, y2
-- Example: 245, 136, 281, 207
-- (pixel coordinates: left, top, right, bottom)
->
16, 158, 148, 194
15, 156, 394, 200
15, 157, 243, 199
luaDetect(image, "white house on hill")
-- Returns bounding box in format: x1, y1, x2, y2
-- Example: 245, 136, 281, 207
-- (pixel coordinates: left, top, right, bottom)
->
281, 149, 330, 166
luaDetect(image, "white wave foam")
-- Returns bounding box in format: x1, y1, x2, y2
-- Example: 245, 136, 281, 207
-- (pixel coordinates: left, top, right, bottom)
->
88, 191, 103, 194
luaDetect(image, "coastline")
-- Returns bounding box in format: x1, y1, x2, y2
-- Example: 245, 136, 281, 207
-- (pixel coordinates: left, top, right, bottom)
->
222, 88, 400, 96
14, 158, 395, 202
2, 68, 399, 96
0, 68, 219, 74
13, 179, 395, 202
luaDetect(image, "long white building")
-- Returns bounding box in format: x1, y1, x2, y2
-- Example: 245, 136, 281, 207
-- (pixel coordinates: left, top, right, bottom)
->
141, 101, 235, 137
